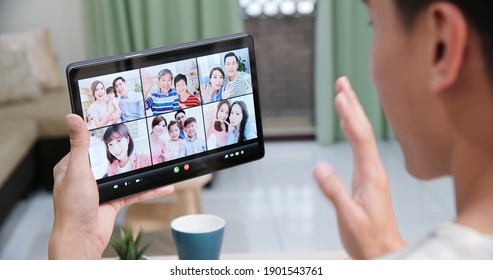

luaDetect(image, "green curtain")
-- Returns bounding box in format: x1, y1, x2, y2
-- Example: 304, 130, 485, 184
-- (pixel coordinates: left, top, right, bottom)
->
84, 0, 244, 58
314, 0, 392, 144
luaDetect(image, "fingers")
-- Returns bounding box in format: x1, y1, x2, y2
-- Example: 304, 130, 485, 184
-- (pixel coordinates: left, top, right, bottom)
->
224, 84, 233, 98
65, 114, 91, 169
334, 76, 381, 172
120, 185, 175, 208
313, 161, 352, 213
53, 153, 70, 182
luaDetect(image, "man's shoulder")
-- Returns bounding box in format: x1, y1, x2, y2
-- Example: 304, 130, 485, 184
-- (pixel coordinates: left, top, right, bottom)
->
128, 91, 143, 99
382, 223, 493, 260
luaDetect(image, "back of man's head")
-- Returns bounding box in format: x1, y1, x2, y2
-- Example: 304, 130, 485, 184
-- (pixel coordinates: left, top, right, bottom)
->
394, 0, 493, 78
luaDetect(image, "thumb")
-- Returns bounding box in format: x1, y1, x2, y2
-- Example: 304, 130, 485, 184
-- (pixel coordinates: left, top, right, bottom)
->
65, 114, 90, 165
313, 161, 352, 212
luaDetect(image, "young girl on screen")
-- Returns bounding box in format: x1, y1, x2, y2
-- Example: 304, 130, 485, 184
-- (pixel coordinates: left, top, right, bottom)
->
200, 67, 234, 104
227, 101, 257, 144
164, 121, 183, 161
103, 123, 151, 176
106, 86, 121, 124
149, 115, 167, 164
205, 100, 231, 148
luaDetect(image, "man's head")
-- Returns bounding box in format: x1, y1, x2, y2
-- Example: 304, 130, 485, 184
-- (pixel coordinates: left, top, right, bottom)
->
112, 77, 127, 97
392, 1, 493, 76
158, 69, 173, 93
224, 52, 239, 80
174, 109, 186, 130
365, 0, 493, 179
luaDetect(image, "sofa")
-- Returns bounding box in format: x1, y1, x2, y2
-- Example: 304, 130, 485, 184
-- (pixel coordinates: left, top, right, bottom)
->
0, 87, 71, 226
0, 29, 71, 226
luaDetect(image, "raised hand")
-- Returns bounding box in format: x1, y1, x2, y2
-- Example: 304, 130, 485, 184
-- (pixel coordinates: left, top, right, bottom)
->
204, 105, 215, 124
200, 84, 212, 103
222, 83, 234, 99
313, 76, 406, 259
141, 69, 151, 97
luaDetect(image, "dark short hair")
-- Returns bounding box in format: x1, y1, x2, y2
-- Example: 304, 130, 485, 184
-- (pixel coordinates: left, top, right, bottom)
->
184, 117, 197, 128
112, 76, 126, 90
224, 52, 239, 64
106, 86, 117, 97
174, 74, 188, 88
174, 109, 186, 119
393, 0, 493, 77
103, 123, 134, 164
168, 120, 178, 131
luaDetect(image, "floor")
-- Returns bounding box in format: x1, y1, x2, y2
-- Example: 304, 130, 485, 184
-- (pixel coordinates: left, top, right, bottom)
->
0, 140, 456, 259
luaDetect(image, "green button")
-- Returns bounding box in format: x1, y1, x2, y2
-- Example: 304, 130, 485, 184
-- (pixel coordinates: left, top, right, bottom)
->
235, 152, 240, 156
174, 166, 180, 173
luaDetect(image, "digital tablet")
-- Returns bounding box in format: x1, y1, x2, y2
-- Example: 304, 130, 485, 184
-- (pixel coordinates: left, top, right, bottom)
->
66, 33, 264, 203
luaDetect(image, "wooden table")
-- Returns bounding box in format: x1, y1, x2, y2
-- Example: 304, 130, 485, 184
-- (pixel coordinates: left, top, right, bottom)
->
149, 250, 347, 260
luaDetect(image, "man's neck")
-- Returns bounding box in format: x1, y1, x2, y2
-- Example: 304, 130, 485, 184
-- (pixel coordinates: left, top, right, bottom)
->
452, 137, 493, 235
160, 88, 170, 95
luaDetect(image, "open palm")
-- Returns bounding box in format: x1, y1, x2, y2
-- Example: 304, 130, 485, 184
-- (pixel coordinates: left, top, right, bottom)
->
313, 77, 406, 259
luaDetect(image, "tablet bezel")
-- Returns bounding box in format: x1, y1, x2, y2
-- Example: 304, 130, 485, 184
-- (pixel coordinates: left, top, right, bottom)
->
66, 33, 264, 203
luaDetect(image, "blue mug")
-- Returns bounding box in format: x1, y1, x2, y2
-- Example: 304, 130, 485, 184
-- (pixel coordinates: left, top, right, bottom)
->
171, 214, 225, 260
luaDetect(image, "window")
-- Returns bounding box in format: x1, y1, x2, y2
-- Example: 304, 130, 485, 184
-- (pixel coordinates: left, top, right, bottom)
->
239, 0, 317, 18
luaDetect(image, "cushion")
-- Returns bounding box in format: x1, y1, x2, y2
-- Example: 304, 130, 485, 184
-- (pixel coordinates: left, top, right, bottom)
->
0, 50, 42, 104
0, 88, 71, 138
0, 28, 64, 90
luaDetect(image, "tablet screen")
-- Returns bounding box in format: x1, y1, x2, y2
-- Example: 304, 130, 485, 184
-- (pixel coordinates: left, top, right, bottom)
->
66, 34, 264, 202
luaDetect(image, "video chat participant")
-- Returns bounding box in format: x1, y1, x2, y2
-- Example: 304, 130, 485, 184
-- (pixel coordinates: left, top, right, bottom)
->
50, 0, 493, 259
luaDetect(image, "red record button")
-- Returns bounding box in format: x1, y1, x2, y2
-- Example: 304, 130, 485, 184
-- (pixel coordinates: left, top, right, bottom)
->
184, 164, 190, 171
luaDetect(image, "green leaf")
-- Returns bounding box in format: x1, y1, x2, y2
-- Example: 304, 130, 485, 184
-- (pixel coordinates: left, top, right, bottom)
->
127, 228, 134, 243
136, 240, 152, 260
126, 242, 136, 260
134, 229, 143, 248
119, 227, 126, 241
111, 227, 152, 260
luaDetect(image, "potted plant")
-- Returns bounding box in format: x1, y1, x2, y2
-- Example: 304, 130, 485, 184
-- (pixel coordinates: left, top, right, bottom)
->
110, 227, 151, 260
237, 56, 247, 72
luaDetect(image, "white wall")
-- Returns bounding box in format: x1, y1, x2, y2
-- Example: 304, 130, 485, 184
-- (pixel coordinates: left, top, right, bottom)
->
0, 0, 87, 71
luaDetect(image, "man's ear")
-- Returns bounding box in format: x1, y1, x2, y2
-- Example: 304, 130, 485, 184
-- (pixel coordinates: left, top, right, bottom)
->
427, 2, 467, 92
